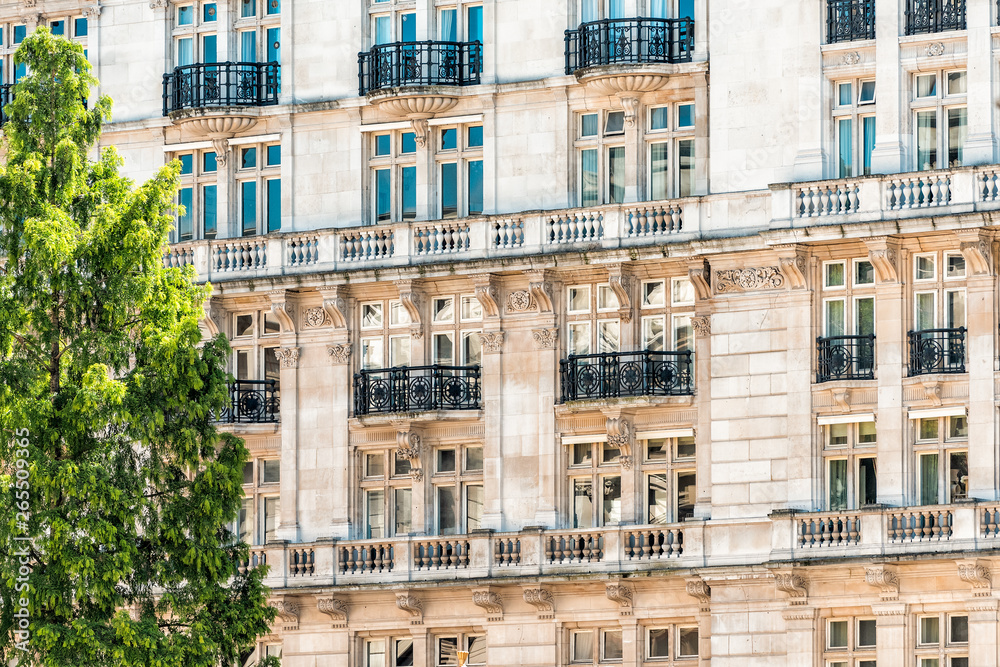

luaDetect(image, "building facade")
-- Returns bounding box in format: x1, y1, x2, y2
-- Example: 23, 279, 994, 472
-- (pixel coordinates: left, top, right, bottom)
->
7, 0, 1000, 664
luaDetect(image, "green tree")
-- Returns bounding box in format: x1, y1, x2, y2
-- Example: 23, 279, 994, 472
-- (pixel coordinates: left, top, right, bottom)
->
0, 29, 278, 667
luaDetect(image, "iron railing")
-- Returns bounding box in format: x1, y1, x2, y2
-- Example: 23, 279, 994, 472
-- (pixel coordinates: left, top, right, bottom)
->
358, 41, 482, 96
354, 365, 482, 415
908, 328, 967, 375
560, 350, 694, 402
0, 83, 12, 125
564, 17, 694, 74
905, 0, 965, 35
219, 380, 279, 423
162, 61, 280, 115
816, 334, 875, 382
827, 0, 876, 42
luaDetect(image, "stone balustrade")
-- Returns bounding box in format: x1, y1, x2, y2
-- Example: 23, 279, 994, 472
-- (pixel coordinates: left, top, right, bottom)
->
797, 512, 862, 548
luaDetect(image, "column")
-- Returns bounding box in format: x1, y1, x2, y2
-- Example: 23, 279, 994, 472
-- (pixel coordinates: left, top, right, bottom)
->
479, 94, 498, 214
621, 617, 639, 667
693, 72, 709, 196
415, 119, 434, 220
872, 603, 907, 667
782, 608, 819, 667
622, 94, 641, 204
480, 326, 505, 531
690, 262, 711, 519
326, 320, 353, 538
85, 5, 101, 107
278, 118, 293, 233
790, 0, 825, 181
532, 322, 559, 527
966, 598, 999, 667
216, 139, 234, 238
870, 0, 904, 173
782, 283, 816, 509
962, 0, 995, 164
275, 340, 301, 542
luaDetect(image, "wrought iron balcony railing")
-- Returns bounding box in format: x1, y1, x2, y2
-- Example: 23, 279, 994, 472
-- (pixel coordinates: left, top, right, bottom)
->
560, 349, 694, 402
905, 0, 965, 35
827, 0, 875, 43
0, 83, 12, 125
354, 364, 482, 416
564, 17, 694, 74
218, 379, 279, 423
162, 61, 280, 116
357, 41, 482, 96
816, 334, 875, 382
908, 327, 966, 375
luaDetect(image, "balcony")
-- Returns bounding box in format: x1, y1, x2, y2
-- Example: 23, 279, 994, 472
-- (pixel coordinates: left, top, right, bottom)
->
162, 61, 280, 116
0, 83, 12, 125
565, 17, 693, 74
826, 0, 875, 43
218, 379, 279, 424
560, 350, 694, 402
357, 40, 482, 113
908, 328, 966, 375
353, 364, 481, 416
905, 0, 965, 35
816, 334, 875, 383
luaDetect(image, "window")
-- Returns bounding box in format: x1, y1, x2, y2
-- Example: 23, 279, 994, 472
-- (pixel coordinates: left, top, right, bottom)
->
647, 102, 696, 199
433, 445, 484, 534
172, 2, 218, 67
833, 79, 876, 177
171, 149, 218, 241
436, 124, 484, 218
437, 2, 483, 43
365, 636, 415, 667
566, 283, 621, 356
576, 110, 627, 206
823, 421, 877, 510
361, 449, 414, 538
435, 634, 486, 666
644, 624, 699, 663
233, 0, 281, 65
820, 257, 876, 365
360, 299, 413, 370
370, 0, 417, 45
571, 628, 625, 664
231, 309, 282, 387
912, 70, 967, 170
568, 442, 622, 528
823, 617, 876, 667
915, 414, 968, 505
916, 614, 968, 667
236, 142, 281, 236
369, 129, 418, 223
640, 278, 696, 352
239, 458, 280, 545
643, 435, 697, 524
431, 293, 483, 366
2, 19, 88, 84
912, 252, 966, 333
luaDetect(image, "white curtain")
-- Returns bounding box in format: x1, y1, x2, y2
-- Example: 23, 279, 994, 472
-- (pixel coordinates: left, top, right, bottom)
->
650, 0, 668, 18
581, 0, 599, 22
608, 0, 625, 18
241, 30, 257, 62
440, 8, 457, 41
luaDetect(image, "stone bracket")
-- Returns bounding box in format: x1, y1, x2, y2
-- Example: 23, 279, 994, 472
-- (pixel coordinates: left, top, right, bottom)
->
396, 592, 423, 624
775, 245, 809, 290
316, 596, 349, 628
472, 588, 504, 622
522, 587, 554, 619
395, 279, 423, 328
687, 260, 711, 301
863, 236, 900, 284
958, 559, 993, 597
607, 264, 633, 323
202, 297, 224, 337
685, 577, 711, 612
864, 564, 899, 600
472, 274, 502, 318
605, 582, 634, 616
525, 270, 554, 312
319, 287, 349, 329
956, 230, 994, 276
268, 291, 296, 333
773, 571, 808, 605
270, 599, 299, 632
604, 413, 634, 469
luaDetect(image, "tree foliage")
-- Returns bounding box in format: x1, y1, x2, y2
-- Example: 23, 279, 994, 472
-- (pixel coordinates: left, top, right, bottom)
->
0, 29, 277, 667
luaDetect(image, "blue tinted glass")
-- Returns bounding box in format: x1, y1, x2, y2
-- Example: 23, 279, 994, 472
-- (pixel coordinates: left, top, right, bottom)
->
203, 4, 217, 22
375, 135, 391, 156
179, 154, 194, 175
677, 104, 694, 128
178, 188, 193, 241
467, 125, 483, 148
266, 0, 280, 15
401, 13, 416, 41
241, 0, 256, 18
650, 107, 669, 130
441, 163, 458, 217
13, 25, 26, 44
401, 132, 416, 154
467, 5, 483, 43
468, 160, 483, 215
74, 18, 88, 37
266, 145, 281, 166
242, 147, 257, 169
402, 166, 416, 219
202, 35, 218, 64
242, 181, 257, 236
267, 179, 281, 232
267, 27, 280, 62
678, 0, 694, 19
582, 113, 598, 136
51, 21, 65, 36
203, 152, 217, 173
14, 62, 27, 82
441, 128, 457, 150
178, 6, 194, 25
375, 169, 391, 222
203, 185, 217, 239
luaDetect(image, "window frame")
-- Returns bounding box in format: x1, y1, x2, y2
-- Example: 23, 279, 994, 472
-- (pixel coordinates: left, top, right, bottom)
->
910, 69, 968, 171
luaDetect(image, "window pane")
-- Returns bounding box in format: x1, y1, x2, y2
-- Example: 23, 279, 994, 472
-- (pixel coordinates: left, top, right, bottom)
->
949, 452, 968, 501
202, 185, 217, 239
581, 149, 598, 206
650, 142, 669, 200
441, 128, 458, 150
241, 0, 256, 17
573, 443, 593, 466
858, 421, 877, 444
605, 111, 625, 135
396, 639, 414, 667
202, 34, 218, 63
395, 487, 412, 534
920, 418, 939, 440
828, 620, 848, 649
241, 29, 257, 62
568, 286, 590, 311
402, 166, 417, 220
375, 168, 391, 222
467, 5, 483, 42
394, 451, 412, 476
951, 615, 969, 643
648, 473, 668, 524
13, 25, 26, 44
650, 107, 669, 130
916, 293, 936, 330
648, 628, 669, 658
598, 320, 620, 353
678, 139, 695, 197
400, 12, 416, 41
75, 17, 90, 36
177, 187, 194, 241
862, 115, 876, 175
366, 490, 385, 538
838, 82, 853, 106
946, 290, 965, 329
921, 616, 940, 644
362, 303, 383, 329
266, 0, 280, 15
441, 162, 458, 218
466, 484, 484, 531
920, 454, 939, 505
266, 179, 281, 232
366, 453, 384, 478
438, 449, 457, 473
859, 80, 876, 104
643, 281, 665, 307
241, 181, 257, 236
642, 317, 665, 351
857, 619, 876, 647
678, 103, 694, 127
947, 254, 966, 278
916, 255, 936, 280
949, 415, 968, 439
676, 436, 696, 459
948, 107, 967, 168
573, 631, 594, 662
582, 113, 599, 137
917, 110, 937, 171
855, 260, 875, 285
440, 8, 457, 41
838, 118, 852, 178
829, 459, 847, 510
375, 134, 391, 156
602, 475, 621, 525
434, 332, 455, 365
602, 442, 621, 464
177, 37, 194, 67
438, 486, 458, 534
602, 630, 623, 661
362, 338, 384, 370
467, 636, 487, 666
917, 74, 937, 98
825, 262, 846, 288
401, 132, 416, 153
677, 627, 699, 658
466, 446, 484, 471
177, 6, 193, 25
367, 640, 386, 667
568, 322, 591, 356
859, 457, 877, 505
462, 295, 483, 320
468, 160, 484, 215
262, 459, 280, 484
825, 299, 845, 337
389, 336, 410, 366
263, 497, 280, 543
374, 15, 391, 44
948, 71, 967, 95
438, 637, 459, 666
677, 472, 696, 520
673, 315, 693, 351
239, 498, 253, 543
573, 479, 594, 529
608, 146, 625, 204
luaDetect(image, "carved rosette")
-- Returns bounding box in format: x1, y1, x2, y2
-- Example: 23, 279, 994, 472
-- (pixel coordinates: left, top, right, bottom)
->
691, 316, 710, 337
275, 347, 300, 369
532, 328, 559, 349
605, 583, 634, 614
316, 596, 349, 628
958, 561, 992, 596
774, 573, 808, 604
304, 307, 329, 328
523, 588, 554, 617
715, 267, 784, 293
270, 600, 300, 631
926, 42, 945, 56
472, 590, 504, 621
481, 331, 506, 354
396, 593, 423, 619
328, 344, 352, 364
506, 290, 535, 313
864, 565, 899, 599
842, 51, 861, 65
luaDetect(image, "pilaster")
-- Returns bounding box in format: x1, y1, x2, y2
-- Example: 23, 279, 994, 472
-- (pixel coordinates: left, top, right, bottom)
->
963, 0, 995, 164
870, 0, 904, 172
872, 602, 908, 667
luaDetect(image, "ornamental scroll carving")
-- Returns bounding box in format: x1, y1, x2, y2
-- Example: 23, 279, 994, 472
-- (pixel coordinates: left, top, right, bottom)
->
396, 593, 423, 622
270, 600, 299, 631
691, 316, 710, 337
605, 583, 634, 615
957, 231, 994, 276
864, 565, 899, 599
607, 265, 633, 323
606, 416, 634, 466
395, 280, 423, 327
958, 561, 992, 596
481, 331, 505, 354
776, 246, 808, 290
532, 328, 558, 349
523, 588, 554, 618
714, 267, 784, 293
327, 344, 351, 364
525, 270, 554, 312
472, 590, 504, 620
472, 274, 501, 318
685, 578, 711, 611
319, 287, 349, 329
774, 573, 808, 604
396, 432, 421, 461
316, 597, 349, 628
268, 292, 296, 332
864, 236, 900, 284
275, 347, 300, 369
688, 260, 712, 301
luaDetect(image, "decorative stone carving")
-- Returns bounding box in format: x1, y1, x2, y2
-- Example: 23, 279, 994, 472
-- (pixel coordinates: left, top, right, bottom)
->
149, 0, 168, 9
472, 275, 501, 318
316, 597, 349, 628
396, 593, 423, 618
958, 232, 994, 276
832, 389, 851, 412
522, 588, 554, 618
409, 468, 424, 482
958, 561, 992, 596
304, 307, 329, 328
327, 344, 352, 364
275, 347, 300, 369
506, 290, 535, 313
688, 260, 712, 300
691, 316, 710, 337
607, 265, 633, 320
842, 51, 861, 66
318, 287, 349, 329
606, 416, 634, 461
396, 432, 422, 460
774, 573, 808, 603
922, 380, 942, 407
411, 118, 430, 148
776, 247, 808, 290
268, 292, 296, 332
481, 331, 505, 354
525, 270, 554, 312
864, 565, 899, 599
201, 299, 223, 336
864, 236, 900, 283
85, 2, 103, 17
472, 590, 503, 621
211, 137, 230, 167
686, 578, 711, 610
396, 280, 423, 327
410, 326, 424, 340
605, 583, 633, 614
926, 42, 945, 57
270, 600, 299, 631
532, 328, 558, 349
619, 95, 640, 129
620, 455, 633, 470
715, 267, 784, 293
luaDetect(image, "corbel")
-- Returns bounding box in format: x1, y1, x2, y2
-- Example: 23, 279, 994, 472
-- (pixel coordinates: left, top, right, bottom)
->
864, 564, 899, 601
863, 236, 900, 284
522, 587, 554, 619
685, 577, 711, 612
411, 119, 430, 148
396, 430, 422, 461
775, 244, 809, 290
268, 291, 296, 333
956, 230, 994, 276
618, 94, 640, 129
270, 599, 299, 632
831, 388, 851, 412
606, 264, 633, 323
687, 259, 712, 301
603, 409, 635, 469
396, 592, 423, 624
605, 582, 634, 616
319, 287, 349, 329
211, 137, 230, 168
395, 279, 423, 330
472, 588, 504, 622
201, 298, 224, 337
773, 571, 808, 605
471, 274, 501, 318
316, 596, 349, 628
524, 270, 554, 313
957, 559, 993, 597
921, 380, 942, 407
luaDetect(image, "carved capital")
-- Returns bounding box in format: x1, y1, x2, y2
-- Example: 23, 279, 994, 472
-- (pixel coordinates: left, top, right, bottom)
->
774, 573, 808, 603
525, 270, 554, 312
605, 416, 634, 460
396, 593, 423, 619
863, 236, 900, 284
715, 266, 784, 293
316, 596, 349, 628
472, 274, 501, 318
532, 328, 558, 349
605, 583, 633, 615
396, 431, 422, 461
327, 344, 352, 364
958, 560, 992, 596
685, 578, 711, 610
472, 590, 503, 621
522, 588, 554, 618
409, 468, 424, 482
776, 246, 808, 290
275, 347, 300, 369
481, 331, 505, 354
687, 260, 712, 301
270, 600, 299, 631
864, 565, 899, 599
691, 316, 710, 337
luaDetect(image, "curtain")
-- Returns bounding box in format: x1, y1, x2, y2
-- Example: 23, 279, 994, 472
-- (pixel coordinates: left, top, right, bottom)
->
650, 0, 668, 17
862, 116, 875, 175
581, 0, 599, 22
440, 8, 457, 41
241, 30, 257, 62
608, 0, 625, 18
838, 118, 852, 178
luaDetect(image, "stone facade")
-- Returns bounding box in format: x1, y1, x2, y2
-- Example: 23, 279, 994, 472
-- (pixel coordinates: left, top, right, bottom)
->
9, 0, 1000, 664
